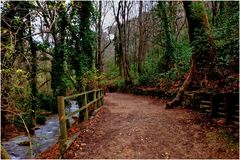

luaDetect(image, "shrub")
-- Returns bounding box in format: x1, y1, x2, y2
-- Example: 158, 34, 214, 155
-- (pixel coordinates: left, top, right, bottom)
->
138, 74, 151, 86
13, 113, 31, 131
37, 92, 53, 112
36, 113, 47, 125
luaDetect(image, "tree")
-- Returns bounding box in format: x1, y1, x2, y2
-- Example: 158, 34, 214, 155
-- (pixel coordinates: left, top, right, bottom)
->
112, 1, 133, 86
96, 0, 103, 72
137, 0, 144, 74
156, 1, 175, 72
166, 1, 216, 108
51, 2, 68, 112
27, 2, 38, 131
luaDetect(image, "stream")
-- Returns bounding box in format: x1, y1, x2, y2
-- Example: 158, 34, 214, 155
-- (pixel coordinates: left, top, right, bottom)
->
2, 101, 79, 159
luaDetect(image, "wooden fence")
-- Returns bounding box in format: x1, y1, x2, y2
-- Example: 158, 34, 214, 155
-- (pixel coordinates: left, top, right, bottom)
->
57, 89, 104, 157
184, 91, 239, 126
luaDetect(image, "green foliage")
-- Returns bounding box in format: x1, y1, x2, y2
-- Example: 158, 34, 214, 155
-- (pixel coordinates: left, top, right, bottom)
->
174, 39, 192, 74
14, 112, 47, 130
155, 1, 175, 72
36, 113, 47, 125
2, 69, 31, 111
13, 113, 31, 131
105, 59, 120, 79
137, 74, 152, 86
134, 36, 191, 87
65, 1, 96, 93
189, 2, 207, 20
82, 69, 99, 90
36, 92, 53, 112
213, 2, 239, 72
111, 77, 125, 90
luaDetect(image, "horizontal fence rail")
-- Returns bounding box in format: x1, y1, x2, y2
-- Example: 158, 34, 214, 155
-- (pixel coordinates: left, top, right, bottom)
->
57, 89, 104, 157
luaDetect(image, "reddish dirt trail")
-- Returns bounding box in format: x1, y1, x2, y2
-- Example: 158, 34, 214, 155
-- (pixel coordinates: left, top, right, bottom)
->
65, 93, 238, 159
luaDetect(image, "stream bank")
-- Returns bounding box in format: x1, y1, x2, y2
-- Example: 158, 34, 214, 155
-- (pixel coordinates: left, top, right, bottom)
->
2, 101, 79, 159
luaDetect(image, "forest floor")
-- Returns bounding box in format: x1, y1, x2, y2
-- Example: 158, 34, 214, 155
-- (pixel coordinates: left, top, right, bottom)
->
38, 92, 239, 159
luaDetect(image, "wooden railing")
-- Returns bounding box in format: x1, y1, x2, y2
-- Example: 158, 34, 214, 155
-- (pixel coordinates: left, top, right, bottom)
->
184, 91, 239, 126
57, 89, 104, 157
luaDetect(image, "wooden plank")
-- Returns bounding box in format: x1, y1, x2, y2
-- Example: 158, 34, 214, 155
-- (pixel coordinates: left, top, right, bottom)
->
206, 109, 211, 113
57, 96, 68, 155
65, 96, 104, 119
86, 96, 103, 107
201, 100, 211, 104
100, 90, 104, 105
232, 115, 239, 120
233, 109, 239, 113
218, 107, 225, 111
233, 121, 239, 126
218, 112, 225, 117
58, 89, 104, 158
93, 90, 97, 110
1, 145, 11, 159
97, 90, 100, 108
65, 107, 87, 119
83, 93, 88, 120
59, 131, 81, 158
92, 106, 102, 117
64, 89, 102, 100
200, 104, 211, 108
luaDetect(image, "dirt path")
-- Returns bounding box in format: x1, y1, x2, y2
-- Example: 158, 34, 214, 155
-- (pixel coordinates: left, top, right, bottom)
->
65, 93, 238, 159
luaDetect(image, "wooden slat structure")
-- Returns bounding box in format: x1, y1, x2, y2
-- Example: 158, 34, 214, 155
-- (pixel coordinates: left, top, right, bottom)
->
185, 91, 239, 126
57, 89, 104, 157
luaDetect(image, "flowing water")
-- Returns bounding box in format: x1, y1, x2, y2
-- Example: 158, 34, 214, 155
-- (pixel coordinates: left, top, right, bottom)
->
2, 101, 79, 159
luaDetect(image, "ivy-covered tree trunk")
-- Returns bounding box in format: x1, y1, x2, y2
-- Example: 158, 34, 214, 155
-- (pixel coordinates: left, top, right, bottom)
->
79, 1, 94, 70
158, 1, 175, 72
1, 2, 17, 136
27, 11, 37, 132
166, 1, 216, 108
96, 0, 103, 72
137, 0, 143, 74
75, 1, 94, 121
51, 3, 67, 113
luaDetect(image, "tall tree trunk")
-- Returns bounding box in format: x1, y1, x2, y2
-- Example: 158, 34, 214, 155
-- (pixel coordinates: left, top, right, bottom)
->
51, 3, 67, 112
137, 0, 143, 74
27, 12, 37, 132
97, 1, 103, 72
212, 1, 218, 26
166, 1, 216, 108
114, 1, 132, 85
158, 1, 175, 72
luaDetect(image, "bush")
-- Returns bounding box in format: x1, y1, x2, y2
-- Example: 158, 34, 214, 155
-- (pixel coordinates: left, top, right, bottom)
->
37, 92, 53, 111
138, 74, 151, 86
36, 113, 47, 125
13, 113, 31, 131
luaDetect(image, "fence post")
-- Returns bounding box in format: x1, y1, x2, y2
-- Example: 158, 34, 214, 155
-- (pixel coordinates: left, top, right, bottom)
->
57, 96, 67, 155
97, 90, 100, 108
1, 145, 11, 159
83, 93, 88, 120
101, 90, 104, 105
93, 90, 97, 110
